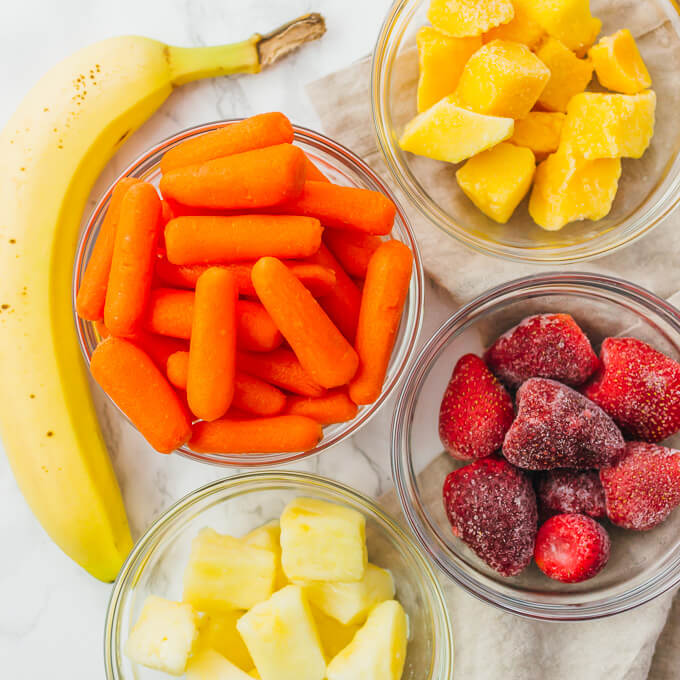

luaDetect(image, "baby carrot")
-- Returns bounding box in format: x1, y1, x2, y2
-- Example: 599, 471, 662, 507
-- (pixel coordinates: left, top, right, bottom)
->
189, 415, 322, 454
160, 113, 294, 173
104, 182, 162, 336
349, 240, 413, 405
166, 350, 190, 390
237, 349, 325, 397
159, 143, 306, 210
252, 257, 359, 389
76, 177, 140, 321
90, 337, 192, 453
323, 230, 382, 279
164, 215, 323, 265
304, 155, 330, 183
285, 388, 358, 425
160, 199, 174, 226
286, 262, 336, 297
237, 299, 283, 353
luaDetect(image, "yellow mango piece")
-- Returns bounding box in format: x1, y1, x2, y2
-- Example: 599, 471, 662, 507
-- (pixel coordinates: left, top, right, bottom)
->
454, 40, 550, 118
311, 606, 361, 660
428, 0, 515, 38
511, 112, 565, 160
249, 671, 261, 679
589, 29, 652, 95
187, 649, 253, 680
536, 37, 593, 112
456, 142, 536, 223
244, 520, 288, 590
561, 91, 656, 159
483, 3, 546, 49
416, 27, 482, 112
529, 150, 621, 230
399, 95, 514, 163
194, 612, 253, 671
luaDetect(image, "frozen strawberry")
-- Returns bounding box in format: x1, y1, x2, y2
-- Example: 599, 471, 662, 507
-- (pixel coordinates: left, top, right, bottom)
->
583, 337, 680, 443
442, 457, 537, 577
439, 354, 515, 461
485, 313, 599, 389
503, 378, 624, 470
536, 470, 606, 519
599, 442, 680, 530
534, 513, 610, 583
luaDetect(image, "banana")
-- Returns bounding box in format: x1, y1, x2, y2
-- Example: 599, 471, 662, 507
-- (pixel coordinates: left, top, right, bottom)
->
0, 15, 325, 581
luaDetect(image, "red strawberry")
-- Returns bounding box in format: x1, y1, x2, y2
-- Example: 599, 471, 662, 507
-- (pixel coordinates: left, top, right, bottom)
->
534, 514, 610, 583
439, 354, 514, 460
583, 337, 680, 443
443, 457, 537, 577
599, 442, 680, 530
536, 470, 606, 519
485, 313, 599, 389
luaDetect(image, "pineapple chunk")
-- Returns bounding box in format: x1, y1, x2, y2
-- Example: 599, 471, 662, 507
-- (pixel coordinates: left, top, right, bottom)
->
183, 528, 276, 613
399, 95, 514, 164
311, 606, 361, 660
194, 611, 253, 671
326, 600, 408, 680
416, 27, 482, 112
428, 0, 515, 38
511, 112, 565, 160
454, 40, 550, 119
483, 3, 545, 49
456, 143, 536, 223
187, 649, 253, 680
236, 585, 326, 680
589, 29, 652, 95
280, 497, 367, 582
536, 37, 593, 113
124, 595, 199, 676
244, 520, 288, 590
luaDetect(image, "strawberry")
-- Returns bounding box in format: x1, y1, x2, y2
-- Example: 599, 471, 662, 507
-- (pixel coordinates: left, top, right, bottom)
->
439, 354, 514, 460
534, 514, 610, 583
599, 442, 680, 530
583, 337, 680, 443
536, 470, 606, 519
442, 457, 537, 577
485, 313, 599, 389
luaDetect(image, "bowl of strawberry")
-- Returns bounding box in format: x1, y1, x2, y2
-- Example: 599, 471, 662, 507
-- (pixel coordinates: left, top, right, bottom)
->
391, 272, 680, 620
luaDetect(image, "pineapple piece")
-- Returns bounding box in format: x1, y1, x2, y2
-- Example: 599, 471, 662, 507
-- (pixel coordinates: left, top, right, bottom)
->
589, 29, 652, 95
399, 95, 514, 164
428, 0, 515, 38
456, 143, 536, 223
454, 40, 550, 119
244, 520, 288, 590
483, 3, 545, 49
326, 600, 408, 680
561, 91, 656, 159
236, 585, 326, 680
536, 37, 593, 112
124, 595, 199, 676
416, 27, 482, 112
183, 528, 276, 613
187, 649, 253, 680
511, 112, 565, 160
280, 497, 367, 582
194, 611, 253, 671
311, 606, 361, 660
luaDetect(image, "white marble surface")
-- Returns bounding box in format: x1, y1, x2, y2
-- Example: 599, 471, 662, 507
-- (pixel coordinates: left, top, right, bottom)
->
0, 1, 457, 677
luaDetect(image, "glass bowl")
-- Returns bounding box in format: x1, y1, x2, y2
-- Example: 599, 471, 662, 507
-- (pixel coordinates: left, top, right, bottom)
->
103, 471, 454, 679
372, 0, 680, 264
391, 272, 680, 620
73, 120, 424, 467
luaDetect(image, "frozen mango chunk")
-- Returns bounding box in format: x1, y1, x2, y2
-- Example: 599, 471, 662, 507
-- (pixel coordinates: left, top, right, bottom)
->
187, 649, 253, 680
483, 3, 546, 49
428, 0, 514, 38
561, 91, 656, 159
244, 520, 287, 590
194, 611, 253, 671
456, 142, 536, 223
536, 37, 593, 112
311, 606, 361, 660
590, 29, 652, 95
511, 112, 565, 160
454, 40, 550, 118
416, 27, 482, 112
529, 150, 621, 230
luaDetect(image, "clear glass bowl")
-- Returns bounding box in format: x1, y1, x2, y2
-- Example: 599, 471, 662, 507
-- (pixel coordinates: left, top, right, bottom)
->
103, 471, 454, 679
73, 121, 424, 467
391, 272, 680, 620
372, 0, 680, 264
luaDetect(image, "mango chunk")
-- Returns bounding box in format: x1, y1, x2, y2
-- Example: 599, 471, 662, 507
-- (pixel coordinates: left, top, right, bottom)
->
311, 606, 361, 660
589, 29, 652, 95
249, 671, 261, 679
416, 27, 482, 112
529, 150, 621, 230
456, 142, 536, 223
194, 611, 253, 671
483, 3, 546, 49
511, 112, 565, 160
561, 91, 656, 159
244, 520, 288, 590
187, 649, 253, 680
536, 37, 593, 112
454, 40, 550, 118
428, 0, 515, 38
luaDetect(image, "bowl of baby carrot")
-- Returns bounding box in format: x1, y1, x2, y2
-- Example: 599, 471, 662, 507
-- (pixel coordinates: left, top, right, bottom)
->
73, 114, 424, 466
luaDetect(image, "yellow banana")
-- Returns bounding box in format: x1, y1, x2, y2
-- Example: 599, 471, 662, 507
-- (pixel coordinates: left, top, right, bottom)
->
0, 15, 325, 581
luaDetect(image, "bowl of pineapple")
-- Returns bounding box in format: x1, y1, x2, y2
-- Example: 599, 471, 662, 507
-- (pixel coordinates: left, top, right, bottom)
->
104, 471, 453, 680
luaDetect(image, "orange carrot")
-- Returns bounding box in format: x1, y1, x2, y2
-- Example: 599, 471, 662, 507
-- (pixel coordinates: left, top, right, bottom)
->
286, 262, 336, 297
349, 240, 413, 405
76, 177, 140, 321
165, 215, 322, 265
251, 257, 359, 389
159, 143, 306, 210
90, 337, 192, 453
160, 199, 174, 226
304, 155, 330, 183
160, 113, 294, 173
323, 229, 382, 279
189, 415, 322, 454
166, 350, 190, 389
237, 299, 283, 352
237, 349, 325, 397
285, 388, 358, 425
